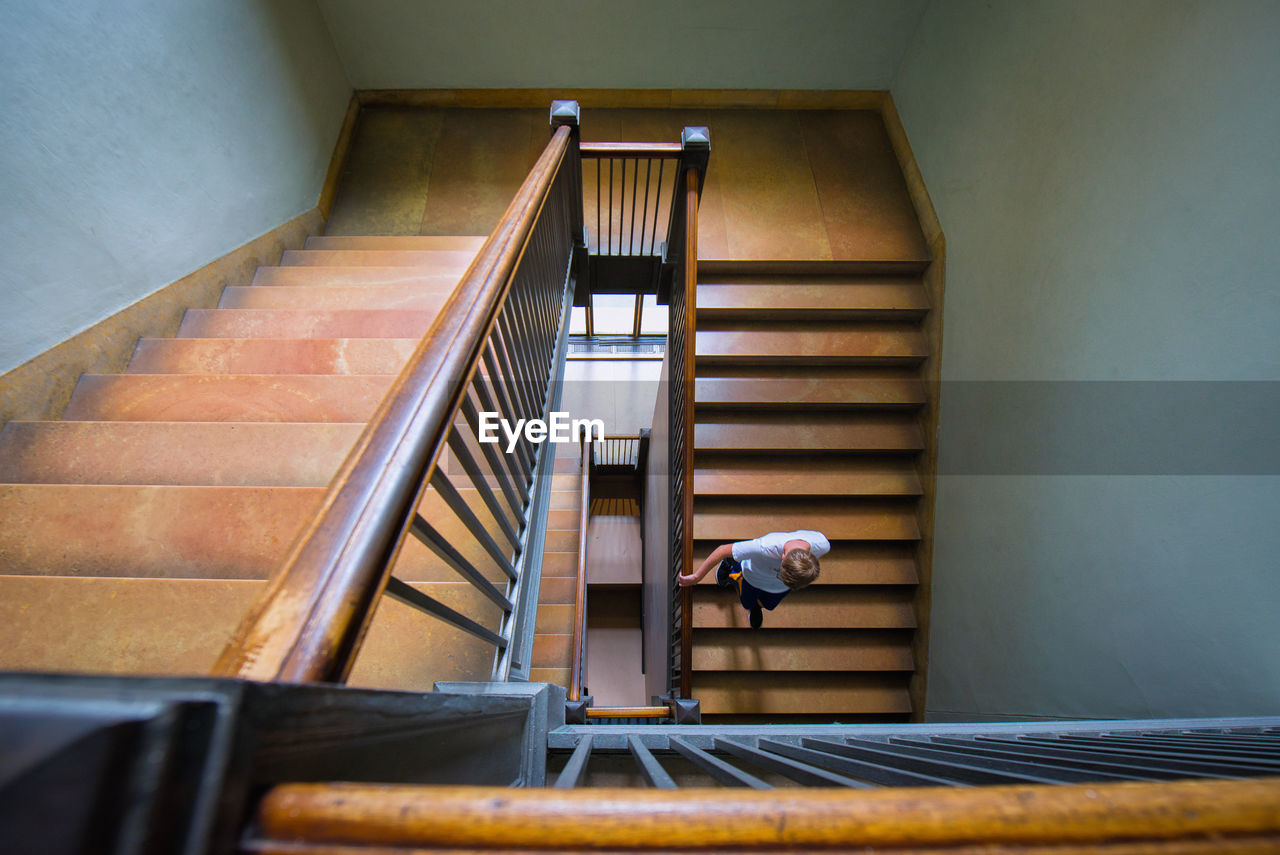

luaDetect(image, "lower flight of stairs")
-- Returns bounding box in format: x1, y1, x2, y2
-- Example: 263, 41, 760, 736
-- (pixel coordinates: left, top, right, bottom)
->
529, 458, 584, 686
0, 235, 518, 690
690, 260, 932, 723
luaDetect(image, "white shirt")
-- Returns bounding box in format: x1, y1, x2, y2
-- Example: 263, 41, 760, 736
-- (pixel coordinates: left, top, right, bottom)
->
731, 530, 830, 594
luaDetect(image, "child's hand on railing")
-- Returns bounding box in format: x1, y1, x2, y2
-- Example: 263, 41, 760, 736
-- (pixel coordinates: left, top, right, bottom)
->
677, 573, 699, 587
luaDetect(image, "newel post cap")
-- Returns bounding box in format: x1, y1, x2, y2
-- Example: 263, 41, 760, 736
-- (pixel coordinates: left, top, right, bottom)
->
550, 100, 581, 128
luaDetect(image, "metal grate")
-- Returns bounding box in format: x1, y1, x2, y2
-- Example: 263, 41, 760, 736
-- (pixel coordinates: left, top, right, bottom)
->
548, 722, 1280, 789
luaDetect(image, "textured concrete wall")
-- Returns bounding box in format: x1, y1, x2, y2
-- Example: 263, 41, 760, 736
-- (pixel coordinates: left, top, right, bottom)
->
0, 3, 351, 373
893, 0, 1280, 719
315, 0, 927, 90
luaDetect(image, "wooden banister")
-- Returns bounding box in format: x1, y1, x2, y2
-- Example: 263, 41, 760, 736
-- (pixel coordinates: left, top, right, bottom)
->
568, 436, 590, 701
677, 166, 698, 700
580, 141, 683, 158
253, 778, 1280, 852
212, 124, 575, 684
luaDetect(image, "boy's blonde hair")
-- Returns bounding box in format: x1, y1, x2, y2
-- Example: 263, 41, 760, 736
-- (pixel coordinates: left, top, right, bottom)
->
780, 548, 820, 589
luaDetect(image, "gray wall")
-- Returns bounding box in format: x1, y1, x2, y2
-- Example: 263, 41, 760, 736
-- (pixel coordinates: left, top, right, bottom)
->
894, 0, 1280, 719
0, 2, 351, 374
316, 0, 927, 90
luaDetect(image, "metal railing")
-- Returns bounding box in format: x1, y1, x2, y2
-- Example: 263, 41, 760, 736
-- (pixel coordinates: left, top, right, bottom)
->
213, 103, 584, 684
591, 434, 641, 469
667, 142, 707, 701
581, 143, 683, 257
568, 437, 590, 703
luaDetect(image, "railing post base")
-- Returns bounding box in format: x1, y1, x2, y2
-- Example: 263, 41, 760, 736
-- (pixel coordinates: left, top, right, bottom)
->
565, 697, 593, 725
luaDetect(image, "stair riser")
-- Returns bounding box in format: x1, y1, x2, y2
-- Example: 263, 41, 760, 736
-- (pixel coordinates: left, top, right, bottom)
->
219, 285, 453, 311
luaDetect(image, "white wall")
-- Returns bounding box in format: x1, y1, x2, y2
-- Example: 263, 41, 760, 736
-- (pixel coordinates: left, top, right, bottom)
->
893, 0, 1280, 719
316, 0, 927, 90
0, 2, 351, 373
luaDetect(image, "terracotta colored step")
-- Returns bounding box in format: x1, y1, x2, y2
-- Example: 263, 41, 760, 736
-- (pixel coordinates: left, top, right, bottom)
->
178, 309, 438, 339
695, 413, 924, 453
129, 338, 417, 375
252, 266, 470, 287
542, 552, 578, 577
306, 235, 486, 251
0, 576, 264, 676
546, 508, 580, 530
219, 284, 453, 312
549, 490, 582, 511
551, 473, 581, 490
691, 629, 915, 671
691, 672, 912, 716
696, 278, 928, 321
693, 499, 921, 541
63, 374, 392, 422
535, 604, 575, 635
0, 576, 498, 689
0, 484, 322, 579
280, 249, 477, 268
0, 421, 361, 486
531, 633, 573, 668
692, 541, 918, 586
537, 575, 578, 604
695, 326, 928, 365
694, 375, 925, 408
544, 530, 578, 552
529, 667, 570, 686
693, 456, 922, 496
691, 587, 917, 630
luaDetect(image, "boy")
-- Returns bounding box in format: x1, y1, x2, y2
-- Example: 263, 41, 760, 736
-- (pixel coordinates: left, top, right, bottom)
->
677, 530, 828, 628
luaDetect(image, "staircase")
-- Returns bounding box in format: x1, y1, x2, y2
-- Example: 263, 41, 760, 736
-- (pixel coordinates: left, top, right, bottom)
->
689, 260, 932, 722
529, 457, 584, 686
0, 235, 513, 688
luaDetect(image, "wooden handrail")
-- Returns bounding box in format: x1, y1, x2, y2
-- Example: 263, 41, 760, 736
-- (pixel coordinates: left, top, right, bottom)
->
580, 141, 683, 158
678, 166, 698, 700
254, 778, 1280, 851
568, 436, 590, 701
212, 125, 575, 684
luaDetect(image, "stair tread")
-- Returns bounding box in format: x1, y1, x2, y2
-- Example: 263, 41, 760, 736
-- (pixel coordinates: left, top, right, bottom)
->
219, 283, 456, 311
691, 629, 914, 671
691, 587, 917, 629
696, 413, 924, 452
253, 266, 475, 287
0, 421, 362, 486
529, 667, 570, 686
695, 376, 925, 407
694, 457, 922, 496
0, 576, 497, 689
0, 484, 322, 578
696, 327, 928, 364
129, 338, 418, 375
697, 279, 928, 319
693, 500, 921, 541
306, 235, 486, 251
537, 576, 578, 604
535, 603, 575, 635
63, 374, 393, 422
281, 249, 477, 268
531, 633, 573, 668
692, 671, 912, 715
693, 541, 918, 586
178, 309, 439, 339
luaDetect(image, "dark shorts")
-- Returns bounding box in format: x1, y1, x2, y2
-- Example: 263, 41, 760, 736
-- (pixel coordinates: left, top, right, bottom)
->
719, 557, 789, 611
